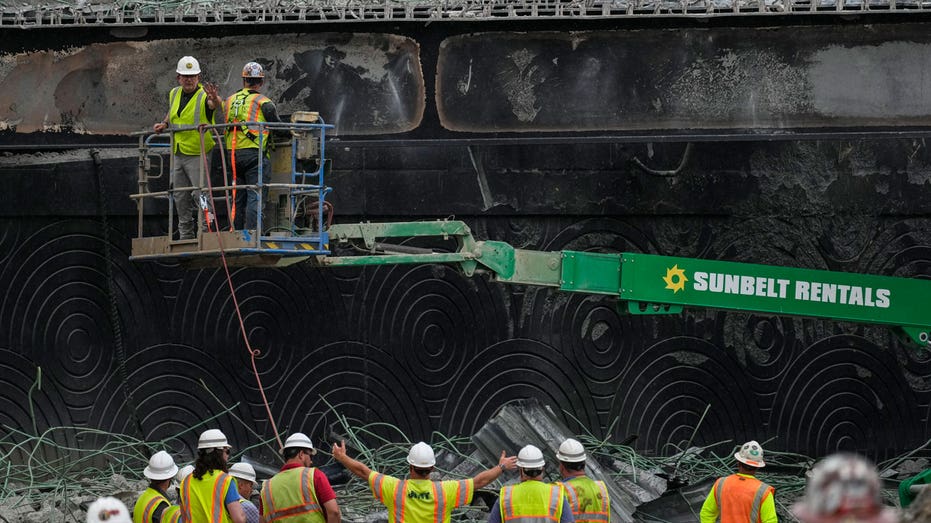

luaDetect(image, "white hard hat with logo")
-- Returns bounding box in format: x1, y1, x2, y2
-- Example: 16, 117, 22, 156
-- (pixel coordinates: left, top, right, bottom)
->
517, 445, 546, 468
86, 497, 131, 523
176, 56, 201, 75
735, 440, 766, 468
791, 453, 897, 523
556, 438, 587, 463
282, 432, 316, 455
229, 462, 257, 483
198, 429, 230, 450
407, 442, 436, 468
242, 61, 265, 78
143, 450, 179, 481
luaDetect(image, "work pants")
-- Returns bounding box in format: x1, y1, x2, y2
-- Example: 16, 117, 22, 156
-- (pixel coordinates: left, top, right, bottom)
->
229, 148, 269, 231
171, 153, 210, 239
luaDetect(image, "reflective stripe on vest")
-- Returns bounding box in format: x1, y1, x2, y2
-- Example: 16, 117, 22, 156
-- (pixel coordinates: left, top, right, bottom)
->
557, 478, 610, 523
501, 482, 563, 523
260, 467, 323, 523
180, 470, 234, 523
714, 474, 772, 523
224, 89, 270, 151
168, 86, 214, 155
133, 488, 169, 523
161, 505, 181, 523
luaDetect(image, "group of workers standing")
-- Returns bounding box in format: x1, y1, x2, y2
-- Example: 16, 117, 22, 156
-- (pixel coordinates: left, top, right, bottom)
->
153, 55, 280, 240
81, 432, 918, 523
91, 429, 611, 523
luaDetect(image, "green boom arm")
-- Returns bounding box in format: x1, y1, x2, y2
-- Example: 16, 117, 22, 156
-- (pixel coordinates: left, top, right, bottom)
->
321, 221, 931, 348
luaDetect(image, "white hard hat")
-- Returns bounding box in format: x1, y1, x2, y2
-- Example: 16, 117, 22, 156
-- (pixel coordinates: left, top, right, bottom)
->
517, 445, 545, 468
735, 440, 766, 468
282, 432, 316, 455
407, 442, 436, 468
143, 450, 179, 481
198, 429, 230, 450
86, 497, 131, 523
556, 438, 587, 463
176, 464, 194, 483
229, 462, 256, 483
242, 61, 265, 78
792, 453, 897, 523
176, 56, 201, 75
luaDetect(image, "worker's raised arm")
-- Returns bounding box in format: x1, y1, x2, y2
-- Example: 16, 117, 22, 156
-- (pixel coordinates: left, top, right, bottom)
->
472, 451, 518, 490
332, 440, 373, 480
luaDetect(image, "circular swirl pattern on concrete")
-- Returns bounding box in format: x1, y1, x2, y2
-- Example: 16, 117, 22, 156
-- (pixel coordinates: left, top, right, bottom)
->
609, 336, 764, 453
0, 219, 165, 421
271, 341, 433, 444
440, 339, 599, 437
769, 335, 919, 460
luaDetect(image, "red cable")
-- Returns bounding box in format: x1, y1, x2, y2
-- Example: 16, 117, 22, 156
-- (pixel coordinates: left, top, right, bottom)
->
199, 125, 284, 451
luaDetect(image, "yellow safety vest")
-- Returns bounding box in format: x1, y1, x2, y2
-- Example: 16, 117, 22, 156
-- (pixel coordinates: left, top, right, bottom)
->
556, 477, 610, 523
133, 487, 170, 523
260, 467, 325, 523
180, 469, 236, 523
499, 481, 565, 523
368, 472, 473, 523
168, 85, 216, 156
162, 505, 182, 523
225, 88, 271, 152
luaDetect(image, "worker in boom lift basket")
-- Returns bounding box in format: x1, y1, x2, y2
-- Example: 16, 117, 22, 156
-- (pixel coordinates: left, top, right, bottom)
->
224, 61, 283, 233
554, 438, 611, 523
332, 439, 517, 523
700, 440, 777, 523
153, 56, 223, 241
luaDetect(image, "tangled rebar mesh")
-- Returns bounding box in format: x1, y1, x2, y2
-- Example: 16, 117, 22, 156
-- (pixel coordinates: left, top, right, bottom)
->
0, 393, 920, 523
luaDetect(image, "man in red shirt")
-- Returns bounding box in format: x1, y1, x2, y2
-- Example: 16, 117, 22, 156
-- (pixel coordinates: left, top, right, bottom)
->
260, 433, 340, 523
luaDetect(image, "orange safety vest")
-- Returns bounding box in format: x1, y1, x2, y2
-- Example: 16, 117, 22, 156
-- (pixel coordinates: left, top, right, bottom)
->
180, 469, 236, 523
713, 474, 773, 523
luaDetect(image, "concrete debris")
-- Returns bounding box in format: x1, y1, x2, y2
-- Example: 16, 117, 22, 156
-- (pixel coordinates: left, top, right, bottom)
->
464, 398, 666, 523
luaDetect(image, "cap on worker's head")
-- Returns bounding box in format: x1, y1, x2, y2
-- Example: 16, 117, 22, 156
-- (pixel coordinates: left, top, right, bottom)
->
229, 462, 257, 483
791, 453, 898, 523
86, 497, 131, 523
176, 56, 201, 75
407, 442, 436, 468
282, 432, 316, 455
556, 438, 587, 463
197, 428, 230, 450
734, 440, 766, 468
176, 464, 194, 483
242, 61, 265, 78
143, 450, 179, 481
516, 445, 546, 468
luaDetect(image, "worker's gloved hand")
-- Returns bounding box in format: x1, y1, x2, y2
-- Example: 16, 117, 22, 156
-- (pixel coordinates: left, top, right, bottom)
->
498, 451, 518, 470
203, 82, 222, 109
331, 440, 348, 463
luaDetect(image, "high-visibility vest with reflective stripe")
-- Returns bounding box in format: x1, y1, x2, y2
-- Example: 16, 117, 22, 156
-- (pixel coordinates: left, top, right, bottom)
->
180, 469, 236, 523
557, 477, 610, 523
168, 85, 216, 156
133, 487, 170, 523
499, 481, 565, 523
260, 467, 325, 523
225, 89, 270, 151
713, 474, 773, 523
368, 472, 473, 523
162, 505, 182, 523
